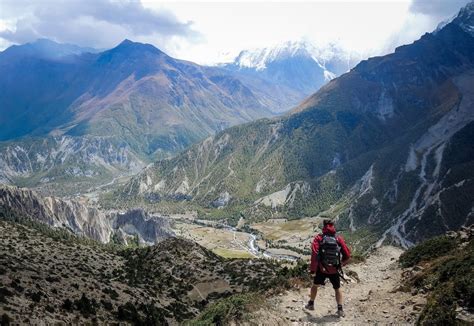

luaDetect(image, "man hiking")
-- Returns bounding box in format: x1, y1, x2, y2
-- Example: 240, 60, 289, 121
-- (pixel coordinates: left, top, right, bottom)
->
305, 219, 351, 317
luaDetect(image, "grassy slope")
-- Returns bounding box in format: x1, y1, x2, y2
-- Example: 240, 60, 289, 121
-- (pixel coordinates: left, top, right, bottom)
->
399, 233, 473, 325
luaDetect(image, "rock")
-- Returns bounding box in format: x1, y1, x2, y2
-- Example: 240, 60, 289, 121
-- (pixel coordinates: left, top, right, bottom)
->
383, 310, 389, 314
400, 305, 406, 310
0, 186, 174, 244
446, 231, 458, 239
292, 299, 298, 302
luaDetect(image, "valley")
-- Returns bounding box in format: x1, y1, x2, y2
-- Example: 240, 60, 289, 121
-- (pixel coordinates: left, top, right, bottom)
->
115, 5, 474, 249
1, 1, 474, 325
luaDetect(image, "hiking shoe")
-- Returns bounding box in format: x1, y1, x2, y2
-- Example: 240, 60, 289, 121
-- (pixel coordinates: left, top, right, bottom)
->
337, 308, 345, 318
304, 303, 315, 311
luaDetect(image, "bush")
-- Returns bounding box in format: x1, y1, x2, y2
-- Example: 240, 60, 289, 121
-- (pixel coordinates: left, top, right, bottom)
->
399, 236, 458, 268
74, 293, 97, 317
1, 313, 11, 325
417, 287, 457, 326
117, 302, 139, 321
187, 293, 262, 325
62, 299, 73, 311
401, 236, 474, 324
0, 287, 13, 304
117, 302, 167, 325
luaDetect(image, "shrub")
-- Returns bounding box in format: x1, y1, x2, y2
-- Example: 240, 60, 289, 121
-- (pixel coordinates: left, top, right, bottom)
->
62, 299, 73, 311
74, 293, 97, 317
0, 287, 13, 304
187, 293, 262, 325
417, 287, 457, 326
401, 236, 474, 324
1, 313, 11, 325
399, 236, 458, 268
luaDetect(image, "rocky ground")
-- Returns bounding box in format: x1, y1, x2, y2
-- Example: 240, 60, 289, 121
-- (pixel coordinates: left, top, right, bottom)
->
246, 246, 426, 325
0, 219, 283, 324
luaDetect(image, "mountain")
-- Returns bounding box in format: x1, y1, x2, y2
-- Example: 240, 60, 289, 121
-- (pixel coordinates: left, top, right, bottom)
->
0, 136, 146, 195
0, 39, 273, 145
0, 39, 294, 194
0, 38, 99, 61
0, 185, 173, 244
221, 41, 363, 109
117, 3, 474, 249
0, 217, 282, 324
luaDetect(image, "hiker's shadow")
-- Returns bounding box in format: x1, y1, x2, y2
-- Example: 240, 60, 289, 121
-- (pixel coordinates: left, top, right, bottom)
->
303, 311, 340, 323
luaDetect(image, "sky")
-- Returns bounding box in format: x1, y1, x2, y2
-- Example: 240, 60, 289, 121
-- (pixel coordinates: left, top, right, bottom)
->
0, 0, 471, 64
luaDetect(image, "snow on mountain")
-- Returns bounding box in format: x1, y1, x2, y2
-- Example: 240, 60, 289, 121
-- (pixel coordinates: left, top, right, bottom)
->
220, 40, 364, 98
230, 40, 362, 78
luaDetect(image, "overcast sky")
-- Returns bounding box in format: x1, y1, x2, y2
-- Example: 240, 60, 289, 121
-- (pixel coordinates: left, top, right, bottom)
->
0, 0, 471, 64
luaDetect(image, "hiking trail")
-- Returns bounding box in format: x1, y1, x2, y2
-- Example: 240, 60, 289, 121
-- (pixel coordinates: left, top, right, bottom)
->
247, 246, 426, 325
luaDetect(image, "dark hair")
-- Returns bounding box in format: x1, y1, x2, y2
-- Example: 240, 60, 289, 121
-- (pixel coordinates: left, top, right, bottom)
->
323, 219, 334, 226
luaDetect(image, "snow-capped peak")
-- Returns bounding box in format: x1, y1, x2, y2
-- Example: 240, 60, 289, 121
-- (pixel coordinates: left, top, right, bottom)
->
229, 40, 363, 79
234, 40, 314, 71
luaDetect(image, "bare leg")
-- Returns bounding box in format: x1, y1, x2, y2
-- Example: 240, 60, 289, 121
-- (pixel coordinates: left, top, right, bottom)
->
335, 288, 343, 305
310, 284, 319, 301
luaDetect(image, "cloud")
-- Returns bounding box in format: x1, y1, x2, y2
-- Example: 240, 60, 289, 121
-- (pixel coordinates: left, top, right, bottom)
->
0, 0, 201, 49
378, 0, 472, 55
409, 0, 472, 19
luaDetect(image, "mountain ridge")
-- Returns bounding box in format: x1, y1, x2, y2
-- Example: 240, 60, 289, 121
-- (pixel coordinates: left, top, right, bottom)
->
0, 38, 303, 194
115, 5, 474, 249
221, 40, 363, 101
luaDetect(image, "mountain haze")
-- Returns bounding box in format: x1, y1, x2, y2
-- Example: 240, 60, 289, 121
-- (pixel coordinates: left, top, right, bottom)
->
0, 39, 305, 194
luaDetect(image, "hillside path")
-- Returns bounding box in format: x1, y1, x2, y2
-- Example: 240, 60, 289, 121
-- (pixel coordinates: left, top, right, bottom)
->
247, 246, 426, 325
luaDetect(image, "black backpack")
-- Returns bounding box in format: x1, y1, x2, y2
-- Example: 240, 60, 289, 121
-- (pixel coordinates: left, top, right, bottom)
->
319, 234, 341, 268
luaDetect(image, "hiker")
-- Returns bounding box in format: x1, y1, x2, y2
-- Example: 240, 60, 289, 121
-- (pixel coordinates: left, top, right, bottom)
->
305, 219, 351, 317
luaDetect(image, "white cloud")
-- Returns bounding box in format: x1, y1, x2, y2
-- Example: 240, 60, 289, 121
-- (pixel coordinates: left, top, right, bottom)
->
0, 0, 471, 64
0, 0, 200, 49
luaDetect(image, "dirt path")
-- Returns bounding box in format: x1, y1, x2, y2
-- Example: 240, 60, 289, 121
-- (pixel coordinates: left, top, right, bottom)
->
247, 246, 426, 325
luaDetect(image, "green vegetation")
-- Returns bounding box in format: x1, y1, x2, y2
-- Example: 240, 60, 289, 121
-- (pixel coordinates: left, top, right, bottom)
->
399, 236, 458, 268
400, 234, 473, 325
212, 248, 254, 259
187, 293, 263, 326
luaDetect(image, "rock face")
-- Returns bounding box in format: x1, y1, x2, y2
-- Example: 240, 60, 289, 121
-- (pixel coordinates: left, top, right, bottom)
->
0, 185, 173, 244
119, 4, 474, 247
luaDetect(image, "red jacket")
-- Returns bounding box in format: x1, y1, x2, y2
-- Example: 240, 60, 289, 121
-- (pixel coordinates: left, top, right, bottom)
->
310, 224, 351, 274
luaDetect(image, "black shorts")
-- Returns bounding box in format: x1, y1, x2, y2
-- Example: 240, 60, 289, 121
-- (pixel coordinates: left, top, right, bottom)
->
313, 271, 341, 289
